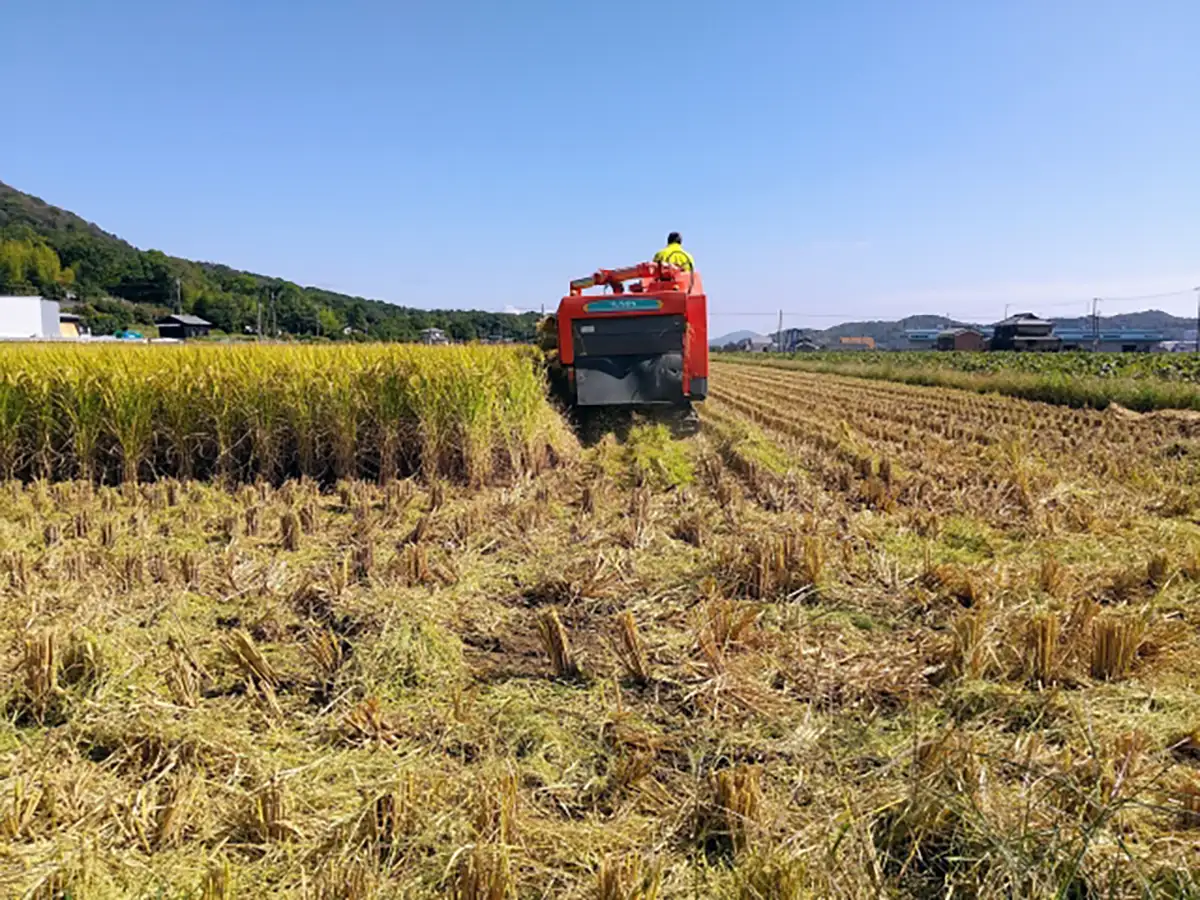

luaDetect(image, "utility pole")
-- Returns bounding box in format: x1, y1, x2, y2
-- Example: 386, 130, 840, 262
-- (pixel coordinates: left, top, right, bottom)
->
1004, 303, 1010, 320
776, 309, 783, 351
1091, 298, 1100, 353
256, 291, 263, 340
1194, 287, 1200, 353
174, 277, 182, 314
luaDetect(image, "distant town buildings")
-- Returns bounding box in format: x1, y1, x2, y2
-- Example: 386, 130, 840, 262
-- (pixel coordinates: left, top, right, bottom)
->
936, 328, 986, 351
1056, 328, 1164, 353
989, 314, 1062, 352
838, 336, 875, 350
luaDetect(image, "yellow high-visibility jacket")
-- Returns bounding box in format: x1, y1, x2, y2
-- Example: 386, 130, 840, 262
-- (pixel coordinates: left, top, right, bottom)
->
653, 243, 695, 271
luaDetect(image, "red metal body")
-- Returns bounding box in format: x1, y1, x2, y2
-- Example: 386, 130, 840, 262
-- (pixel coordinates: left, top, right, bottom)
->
555, 262, 708, 398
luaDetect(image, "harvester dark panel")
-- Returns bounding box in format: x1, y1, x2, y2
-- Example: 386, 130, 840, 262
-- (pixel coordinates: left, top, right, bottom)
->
575, 352, 685, 406
571, 314, 686, 359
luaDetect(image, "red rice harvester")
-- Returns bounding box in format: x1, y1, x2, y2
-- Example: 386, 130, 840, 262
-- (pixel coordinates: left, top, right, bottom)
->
540, 261, 708, 435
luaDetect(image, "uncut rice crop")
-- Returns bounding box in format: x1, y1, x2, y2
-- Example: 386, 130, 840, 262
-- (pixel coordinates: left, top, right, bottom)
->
0, 343, 566, 485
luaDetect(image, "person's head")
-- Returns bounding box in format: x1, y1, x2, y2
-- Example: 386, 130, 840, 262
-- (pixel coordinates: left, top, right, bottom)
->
667, 232, 682, 246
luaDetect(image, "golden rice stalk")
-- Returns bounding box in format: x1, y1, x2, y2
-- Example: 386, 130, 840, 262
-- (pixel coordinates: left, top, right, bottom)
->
1176, 777, 1200, 829
311, 858, 377, 900
363, 774, 418, 852
352, 536, 375, 584
947, 609, 988, 680
705, 765, 763, 856
597, 853, 662, 900
452, 844, 514, 900
342, 696, 399, 746
536, 608, 579, 679
1147, 550, 1171, 589
611, 611, 650, 685
1090, 615, 1144, 681
1025, 612, 1061, 685
199, 859, 231, 900
20, 629, 59, 723
223, 629, 279, 688
1, 776, 42, 841
42, 522, 61, 547
164, 635, 207, 708
306, 627, 344, 682
280, 511, 301, 552
155, 774, 198, 850
472, 767, 519, 845
245, 778, 302, 843
178, 550, 201, 587
299, 501, 317, 534
672, 510, 706, 547
1038, 555, 1068, 597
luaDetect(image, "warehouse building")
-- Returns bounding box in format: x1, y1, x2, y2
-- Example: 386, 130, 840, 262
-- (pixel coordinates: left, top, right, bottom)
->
1055, 328, 1164, 352
905, 328, 941, 349
0, 296, 63, 339
156, 314, 212, 340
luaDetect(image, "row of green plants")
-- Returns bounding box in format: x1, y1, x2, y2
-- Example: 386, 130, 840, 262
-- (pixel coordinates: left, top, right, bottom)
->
724, 352, 1200, 412
0, 344, 564, 484
731, 349, 1200, 382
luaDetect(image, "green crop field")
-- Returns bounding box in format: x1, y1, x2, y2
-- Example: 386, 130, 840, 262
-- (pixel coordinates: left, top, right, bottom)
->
3, 348, 1200, 898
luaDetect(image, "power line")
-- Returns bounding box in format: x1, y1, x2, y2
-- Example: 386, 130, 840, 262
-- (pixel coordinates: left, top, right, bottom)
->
1098, 288, 1194, 302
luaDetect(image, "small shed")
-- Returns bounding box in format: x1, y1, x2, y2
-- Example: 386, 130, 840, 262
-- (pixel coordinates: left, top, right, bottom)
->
419, 327, 449, 345
156, 314, 212, 340
936, 328, 986, 351
58, 313, 85, 339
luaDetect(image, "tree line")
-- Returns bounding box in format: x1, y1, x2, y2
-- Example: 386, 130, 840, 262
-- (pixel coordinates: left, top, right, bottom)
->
0, 182, 540, 341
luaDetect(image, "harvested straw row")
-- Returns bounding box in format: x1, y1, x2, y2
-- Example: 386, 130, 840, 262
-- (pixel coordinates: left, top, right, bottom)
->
0, 343, 567, 484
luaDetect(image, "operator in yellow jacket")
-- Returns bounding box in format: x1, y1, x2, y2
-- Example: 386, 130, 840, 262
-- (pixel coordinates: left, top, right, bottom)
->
653, 232, 695, 271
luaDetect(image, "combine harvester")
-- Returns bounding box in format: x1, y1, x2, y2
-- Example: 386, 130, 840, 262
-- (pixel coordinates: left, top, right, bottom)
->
539, 261, 708, 439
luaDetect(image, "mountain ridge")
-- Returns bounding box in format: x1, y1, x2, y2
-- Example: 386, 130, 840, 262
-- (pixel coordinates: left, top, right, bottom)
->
0, 180, 539, 340
711, 310, 1194, 349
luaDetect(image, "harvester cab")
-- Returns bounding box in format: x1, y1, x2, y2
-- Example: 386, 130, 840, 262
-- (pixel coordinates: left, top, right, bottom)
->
541, 261, 707, 437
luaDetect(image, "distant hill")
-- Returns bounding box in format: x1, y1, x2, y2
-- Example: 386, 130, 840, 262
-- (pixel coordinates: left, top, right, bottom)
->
0, 180, 540, 340
713, 310, 1195, 351
709, 329, 763, 347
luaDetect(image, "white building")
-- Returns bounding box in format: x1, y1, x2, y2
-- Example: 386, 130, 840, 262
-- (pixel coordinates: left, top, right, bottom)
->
0, 296, 62, 339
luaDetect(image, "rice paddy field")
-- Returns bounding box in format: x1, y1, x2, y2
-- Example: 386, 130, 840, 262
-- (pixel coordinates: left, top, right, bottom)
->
4, 347, 1200, 898
726, 351, 1200, 413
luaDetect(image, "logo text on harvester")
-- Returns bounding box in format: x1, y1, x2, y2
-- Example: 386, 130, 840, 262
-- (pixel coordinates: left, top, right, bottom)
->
583, 298, 664, 313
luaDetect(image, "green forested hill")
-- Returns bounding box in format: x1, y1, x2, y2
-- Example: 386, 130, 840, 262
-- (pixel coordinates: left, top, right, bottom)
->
0, 181, 539, 340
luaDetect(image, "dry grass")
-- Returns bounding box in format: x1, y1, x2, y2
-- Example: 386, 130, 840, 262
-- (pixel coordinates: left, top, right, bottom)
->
2, 363, 1200, 898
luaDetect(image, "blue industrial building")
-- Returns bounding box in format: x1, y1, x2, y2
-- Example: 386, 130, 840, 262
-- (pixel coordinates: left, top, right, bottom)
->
904, 329, 941, 349
1055, 329, 1164, 352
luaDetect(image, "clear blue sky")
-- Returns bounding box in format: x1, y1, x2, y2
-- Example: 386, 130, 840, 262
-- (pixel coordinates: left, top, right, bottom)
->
3, 0, 1197, 336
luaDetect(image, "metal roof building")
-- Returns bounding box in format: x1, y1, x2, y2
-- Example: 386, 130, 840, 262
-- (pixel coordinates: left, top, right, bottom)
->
0, 296, 61, 339
1056, 329, 1164, 352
